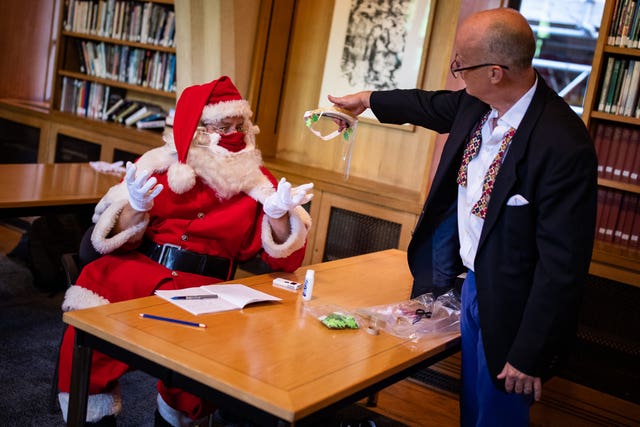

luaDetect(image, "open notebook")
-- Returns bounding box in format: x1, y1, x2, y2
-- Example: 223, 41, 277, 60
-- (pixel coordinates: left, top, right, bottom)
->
155, 284, 281, 315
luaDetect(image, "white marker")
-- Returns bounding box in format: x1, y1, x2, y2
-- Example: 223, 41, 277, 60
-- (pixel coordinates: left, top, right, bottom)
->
302, 269, 315, 301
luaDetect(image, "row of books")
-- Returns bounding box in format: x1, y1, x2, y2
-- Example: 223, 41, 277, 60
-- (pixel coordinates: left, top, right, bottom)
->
596, 57, 640, 117
592, 121, 640, 183
59, 77, 168, 129
64, 0, 176, 47
596, 188, 640, 249
76, 40, 176, 93
608, 0, 640, 48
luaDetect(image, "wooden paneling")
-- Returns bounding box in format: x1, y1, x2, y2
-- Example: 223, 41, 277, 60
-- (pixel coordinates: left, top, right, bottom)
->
0, 0, 59, 101
174, 0, 260, 96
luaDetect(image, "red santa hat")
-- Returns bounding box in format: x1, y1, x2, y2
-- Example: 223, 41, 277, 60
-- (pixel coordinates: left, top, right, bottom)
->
167, 76, 252, 193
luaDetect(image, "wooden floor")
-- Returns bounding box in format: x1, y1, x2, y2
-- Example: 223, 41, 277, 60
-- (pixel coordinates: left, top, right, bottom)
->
360, 378, 460, 426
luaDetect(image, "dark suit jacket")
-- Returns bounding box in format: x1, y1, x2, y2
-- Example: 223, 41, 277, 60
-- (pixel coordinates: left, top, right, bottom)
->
370, 76, 597, 384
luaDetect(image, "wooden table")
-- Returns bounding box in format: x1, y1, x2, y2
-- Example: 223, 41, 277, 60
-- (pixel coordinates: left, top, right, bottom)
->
0, 162, 120, 218
64, 249, 461, 426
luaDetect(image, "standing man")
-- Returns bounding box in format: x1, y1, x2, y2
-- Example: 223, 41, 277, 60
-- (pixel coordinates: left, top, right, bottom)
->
330, 7, 597, 426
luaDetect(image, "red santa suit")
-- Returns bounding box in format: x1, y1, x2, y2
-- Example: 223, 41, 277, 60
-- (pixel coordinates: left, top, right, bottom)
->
57, 77, 312, 424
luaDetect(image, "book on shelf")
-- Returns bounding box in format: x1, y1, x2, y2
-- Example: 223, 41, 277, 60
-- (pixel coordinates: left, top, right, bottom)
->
615, 61, 634, 115
622, 60, 640, 116
124, 104, 164, 126
106, 99, 134, 122
114, 101, 141, 124
64, 0, 176, 46
603, 125, 623, 179
592, 122, 605, 176
135, 118, 167, 130
620, 128, 638, 182
598, 57, 615, 112
611, 127, 632, 181
615, 193, 638, 246
103, 97, 124, 120
629, 130, 640, 184
604, 58, 623, 114
630, 200, 640, 248
610, 59, 628, 114
155, 284, 282, 316
600, 124, 617, 179
604, 189, 624, 242
60, 77, 75, 113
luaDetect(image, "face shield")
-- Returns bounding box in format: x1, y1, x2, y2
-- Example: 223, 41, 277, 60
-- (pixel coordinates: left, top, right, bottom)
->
303, 107, 358, 179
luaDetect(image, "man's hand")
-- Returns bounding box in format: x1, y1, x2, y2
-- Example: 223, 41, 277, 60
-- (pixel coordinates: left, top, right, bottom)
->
497, 362, 542, 401
328, 91, 372, 118
125, 161, 163, 212
263, 178, 313, 219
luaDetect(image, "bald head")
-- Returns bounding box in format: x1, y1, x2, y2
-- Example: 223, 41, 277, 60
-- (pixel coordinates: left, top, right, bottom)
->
459, 8, 536, 72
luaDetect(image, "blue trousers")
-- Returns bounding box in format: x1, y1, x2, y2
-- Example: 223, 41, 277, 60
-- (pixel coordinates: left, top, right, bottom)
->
460, 270, 531, 427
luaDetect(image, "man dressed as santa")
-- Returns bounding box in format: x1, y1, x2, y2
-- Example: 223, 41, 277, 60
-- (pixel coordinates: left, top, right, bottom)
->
56, 76, 313, 426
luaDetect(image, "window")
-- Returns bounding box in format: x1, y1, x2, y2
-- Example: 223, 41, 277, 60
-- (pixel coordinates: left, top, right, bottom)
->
510, 0, 605, 114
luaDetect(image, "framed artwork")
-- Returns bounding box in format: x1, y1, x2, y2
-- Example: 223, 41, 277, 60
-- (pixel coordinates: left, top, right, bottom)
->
318, 0, 435, 124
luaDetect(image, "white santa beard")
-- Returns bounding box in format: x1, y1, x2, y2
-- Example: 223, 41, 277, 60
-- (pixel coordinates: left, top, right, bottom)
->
186, 144, 272, 201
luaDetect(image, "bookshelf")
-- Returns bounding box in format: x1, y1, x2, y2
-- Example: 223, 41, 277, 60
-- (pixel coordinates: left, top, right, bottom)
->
52, 0, 176, 133
583, 0, 640, 287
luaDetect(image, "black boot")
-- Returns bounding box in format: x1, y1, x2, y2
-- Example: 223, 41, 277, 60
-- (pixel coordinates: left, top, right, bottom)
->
86, 415, 117, 427
154, 409, 173, 427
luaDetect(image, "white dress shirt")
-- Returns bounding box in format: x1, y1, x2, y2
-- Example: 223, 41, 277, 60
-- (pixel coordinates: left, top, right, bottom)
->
458, 80, 538, 271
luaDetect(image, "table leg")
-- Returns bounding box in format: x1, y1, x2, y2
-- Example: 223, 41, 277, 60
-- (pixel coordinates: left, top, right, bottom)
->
67, 330, 92, 427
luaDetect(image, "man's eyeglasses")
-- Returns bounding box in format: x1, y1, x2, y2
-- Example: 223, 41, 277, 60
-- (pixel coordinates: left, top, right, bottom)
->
199, 123, 246, 135
450, 60, 510, 79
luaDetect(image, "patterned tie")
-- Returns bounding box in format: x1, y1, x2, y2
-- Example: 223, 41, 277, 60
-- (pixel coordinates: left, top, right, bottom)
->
456, 112, 490, 187
457, 113, 516, 219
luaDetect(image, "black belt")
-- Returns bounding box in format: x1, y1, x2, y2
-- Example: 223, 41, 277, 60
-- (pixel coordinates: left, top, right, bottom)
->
139, 240, 236, 281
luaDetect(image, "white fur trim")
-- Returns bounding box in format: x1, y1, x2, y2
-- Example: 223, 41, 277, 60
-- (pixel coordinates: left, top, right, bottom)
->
58, 385, 122, 423
92, 183, 128, 224
91, 198, 149, 254
136, 143, 177, 173
157, 394, 207, 427
201, 99, 252, 123
261, 205, 312, 258
62, 285, 110, 312
167, 162, 196, 193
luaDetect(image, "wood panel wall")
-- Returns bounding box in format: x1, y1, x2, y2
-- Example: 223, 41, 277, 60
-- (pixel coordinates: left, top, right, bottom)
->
0, 0, 59, 101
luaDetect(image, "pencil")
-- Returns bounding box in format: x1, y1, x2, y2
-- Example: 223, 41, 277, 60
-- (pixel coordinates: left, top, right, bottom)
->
139, 313, 207, 328
171, 294, 218, 300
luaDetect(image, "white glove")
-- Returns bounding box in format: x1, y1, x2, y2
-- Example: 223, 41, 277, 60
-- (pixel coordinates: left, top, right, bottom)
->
89, 160, 126, 175
263, 178, 314, 219
125, 161, 163, 212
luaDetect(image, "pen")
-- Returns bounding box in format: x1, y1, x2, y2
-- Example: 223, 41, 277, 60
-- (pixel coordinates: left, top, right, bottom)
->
139, 313, 207, 328
170, 294, 218, 300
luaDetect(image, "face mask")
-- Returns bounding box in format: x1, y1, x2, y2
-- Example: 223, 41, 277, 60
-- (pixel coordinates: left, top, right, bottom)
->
216, 132, 246, 152
303, 107, 358, 179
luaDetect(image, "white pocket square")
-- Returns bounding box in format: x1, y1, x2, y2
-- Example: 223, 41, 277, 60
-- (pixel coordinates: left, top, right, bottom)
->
507, 194, 529, 206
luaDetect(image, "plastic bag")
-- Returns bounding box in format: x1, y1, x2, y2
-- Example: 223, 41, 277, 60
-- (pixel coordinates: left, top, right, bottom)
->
304, 304, 362, 330
357, 291, 461, 339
